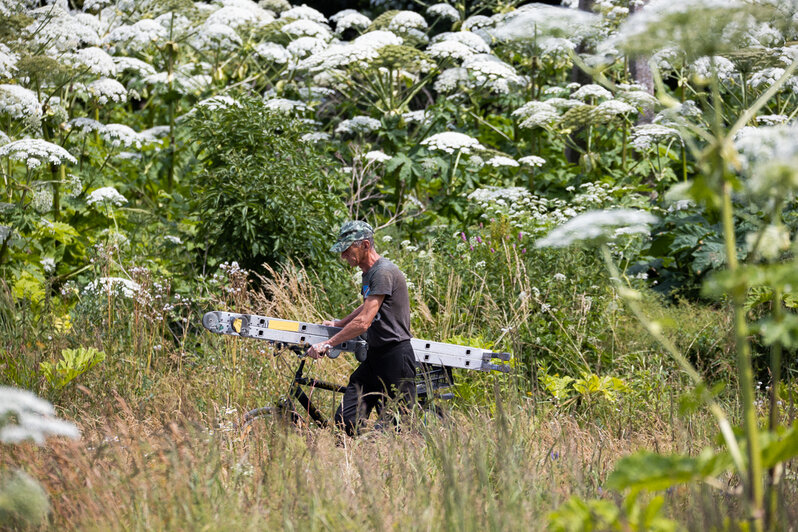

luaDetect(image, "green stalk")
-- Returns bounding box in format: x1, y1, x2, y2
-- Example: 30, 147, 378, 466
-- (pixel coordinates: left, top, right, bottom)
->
722, 181, 764, 530
766, 284, 783, 527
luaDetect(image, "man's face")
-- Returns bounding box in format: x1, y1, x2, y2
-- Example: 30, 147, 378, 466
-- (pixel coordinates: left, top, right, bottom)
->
340, 240, 364, 267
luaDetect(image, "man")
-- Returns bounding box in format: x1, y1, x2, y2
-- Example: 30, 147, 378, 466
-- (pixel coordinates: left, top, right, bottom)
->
306, 220, 416, 435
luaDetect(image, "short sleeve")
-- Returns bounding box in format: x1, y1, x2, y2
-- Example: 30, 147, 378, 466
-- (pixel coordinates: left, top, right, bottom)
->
364, 265, 393, 297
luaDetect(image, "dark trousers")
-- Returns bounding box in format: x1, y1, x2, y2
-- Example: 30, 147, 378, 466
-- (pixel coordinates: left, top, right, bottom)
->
334, 340, 416, 436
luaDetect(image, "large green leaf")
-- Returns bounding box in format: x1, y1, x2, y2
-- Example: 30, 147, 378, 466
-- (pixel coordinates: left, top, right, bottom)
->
606, 448, 731, 492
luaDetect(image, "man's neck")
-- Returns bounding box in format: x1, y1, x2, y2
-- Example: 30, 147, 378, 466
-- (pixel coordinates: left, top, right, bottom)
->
359, 250, 381, 273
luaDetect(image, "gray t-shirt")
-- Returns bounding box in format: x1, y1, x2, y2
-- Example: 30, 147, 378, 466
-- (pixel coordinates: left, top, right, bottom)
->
361, 258, 411, 347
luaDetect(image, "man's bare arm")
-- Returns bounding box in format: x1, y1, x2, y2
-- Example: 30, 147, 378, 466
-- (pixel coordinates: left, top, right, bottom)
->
308, 295, 384, 359
323, 304, 364, 328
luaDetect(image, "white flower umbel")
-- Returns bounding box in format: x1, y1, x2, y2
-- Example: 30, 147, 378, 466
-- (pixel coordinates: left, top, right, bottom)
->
427, 40, 475, 62
283, 19, 332, 40
263, 97, 310, 113
88, 78, 128, 105
300, 131, 330, 143
87, 186, 127, 207
735, 123, 798, 198
165, 235, 183, 245
206, 5, 274, 28
281, 4, 327, 24
427, 3, 460, 22
617, 89, 659, 110
354, 30, 404, 49
629, 124, 681, 151
100, 124, 143, 149
335, 115, 381, 135
364, 150, 392, 163
333, 11, 370, 34
488, 4, 599, 43
593, 100, 636, 120
571, 83, 613, 101
287, 36, 328, 58
84, 276, 140, 298
0, 386, 80, 444
421, 132, 485, 154
536, 209, 658, 248
431, 31, 491, 54
68, 117, 104, 136
462, 55, 521, 94
0, 84, 42, 127
690, 56, 736, 83
254, 42, 291, 64
0, 43, 19, 79
402, 110, 429, 124
25, 6, 101, 53
389, 11, 429, 34
756, 114, 788, 126
485, 155, 519, 167
0, 139, 76, 169
433, 67, 469, 93
747, 224, 791, 260
192, 23, 242, 52
514, 101, 560, 129
68, 46, 117, 77
519, 155, 546, 167
105, 19, 167, 52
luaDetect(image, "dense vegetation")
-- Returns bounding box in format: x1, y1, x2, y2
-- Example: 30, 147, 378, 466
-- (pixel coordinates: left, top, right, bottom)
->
2, 0, 798, 529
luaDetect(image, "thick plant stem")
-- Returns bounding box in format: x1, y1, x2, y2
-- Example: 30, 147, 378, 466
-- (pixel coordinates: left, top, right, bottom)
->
721, 181, 764, 530
767, 286, 783, 528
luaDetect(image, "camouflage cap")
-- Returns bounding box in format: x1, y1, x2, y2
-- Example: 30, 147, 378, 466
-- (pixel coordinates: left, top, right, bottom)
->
330, 220, 374, 253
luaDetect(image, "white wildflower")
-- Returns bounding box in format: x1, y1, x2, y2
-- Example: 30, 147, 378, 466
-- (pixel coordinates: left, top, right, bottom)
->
32, 185, 53, 213
0, 84, 41, 127
0, 139, 76, 169
106, 19, 167, 51
281, 4, 326, 23
519, 155, 546, 167
402, 110, 429, 124
100, 124, 143, 149
364, 150, 392, 163
69, 47, 116, 77
87, 186, 127, 207
571, 84, 612, 101
165, 235, 183, 245
427, 40, 475, 62
462, 15, 492, 32
617, 90, 659, 110
427, 3, 460, 22
68, 117, 104, 136
487, 4, 598, 43
255, 42, 291, 64
734, 123, 798, 197
431, 31, 491, 54
25, 6, 101, 53
354, 30, 404, 48
192, 23, 242, 52
690, 56, 736, 83
756, 114, 788, 126
88, 78, 128, 105
389, 11, 429, 34
539, 37, 576, 59
593, 100, 636, 119
629, 124, 680, 151
514, 101, 560, 129
335, 116, 381, 135
287, 36, 328, 58
283, 19, 331, 40
536, 209, 658, 248
84, 277, 140, 298
0, 43, 19, 79
381, 235, 393, 242
206, 5, 274, 28
553, 273, 566, 282
462, 55, 521, 94
434, 67, 469, 93
263, 97, 310, 113
485, 155, 519, 167
0, 386, 80, 444
140, 125, 170, 142
421, 132, 484, 154
300, 131, 330, 143
333, 11, 370, 34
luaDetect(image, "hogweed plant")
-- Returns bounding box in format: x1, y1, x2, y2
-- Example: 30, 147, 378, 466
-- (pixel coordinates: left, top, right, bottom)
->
535, 0, 798, 528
